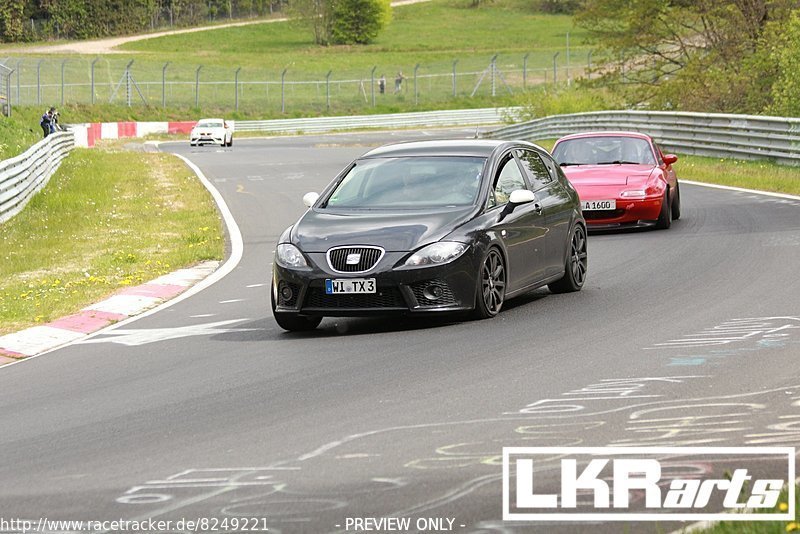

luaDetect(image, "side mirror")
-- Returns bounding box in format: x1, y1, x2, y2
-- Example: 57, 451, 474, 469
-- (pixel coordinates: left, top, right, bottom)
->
663, 154, 678, 165
498, 189, 537, 222
508, 189, 536, 205
302, 192, 320, 208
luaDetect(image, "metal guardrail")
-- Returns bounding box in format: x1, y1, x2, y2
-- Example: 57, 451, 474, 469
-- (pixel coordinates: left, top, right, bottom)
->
486, 110, 800, 165
234, 108, 519, 133
0, 131, 74, 224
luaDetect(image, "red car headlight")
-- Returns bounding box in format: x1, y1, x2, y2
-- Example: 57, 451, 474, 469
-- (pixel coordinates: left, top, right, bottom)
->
621, 189, 646, 199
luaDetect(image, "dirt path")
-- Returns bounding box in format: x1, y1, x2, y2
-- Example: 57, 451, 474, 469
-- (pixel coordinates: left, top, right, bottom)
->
5, 0, 429, 55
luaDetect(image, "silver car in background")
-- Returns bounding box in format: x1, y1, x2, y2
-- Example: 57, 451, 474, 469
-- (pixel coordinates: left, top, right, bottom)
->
190, 118, 233, 147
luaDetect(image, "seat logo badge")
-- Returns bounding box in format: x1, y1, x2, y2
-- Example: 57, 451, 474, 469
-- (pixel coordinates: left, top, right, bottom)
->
346, 253, 361, 265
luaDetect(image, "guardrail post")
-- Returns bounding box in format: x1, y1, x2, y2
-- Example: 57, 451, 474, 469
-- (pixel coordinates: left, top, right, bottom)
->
523, 53, 529, 90
326, 70, 332, 111
162, 62, 170, 108
91, 58, 99, 105
414, 63, 420, 106
281, 68, 287, 113
235, 67, 241, 111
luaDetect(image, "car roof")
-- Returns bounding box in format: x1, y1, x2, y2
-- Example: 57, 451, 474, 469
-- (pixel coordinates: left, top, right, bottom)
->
361, 139, 533, 158
555, 131, 653, 143
197, 118, 225, 123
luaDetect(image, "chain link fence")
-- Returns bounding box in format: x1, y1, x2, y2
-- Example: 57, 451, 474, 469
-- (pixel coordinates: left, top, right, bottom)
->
3, 51, 591, 115
0, 63, 12, 117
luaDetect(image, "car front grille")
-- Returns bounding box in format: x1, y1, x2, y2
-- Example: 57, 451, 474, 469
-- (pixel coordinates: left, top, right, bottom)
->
302, 287, 405, 309
327, 246, 384, 273
584, 209, 625, 220
410, 279, 457, 307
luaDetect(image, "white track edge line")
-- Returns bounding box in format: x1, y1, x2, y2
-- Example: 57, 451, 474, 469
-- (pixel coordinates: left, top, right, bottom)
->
1, 149, 244, 368
682, 179, 800, 201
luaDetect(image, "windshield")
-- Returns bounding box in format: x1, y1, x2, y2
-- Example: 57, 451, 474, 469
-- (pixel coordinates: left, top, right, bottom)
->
197, 121, 223, 128
553, 136, 656, 166
324, 156, 486, 209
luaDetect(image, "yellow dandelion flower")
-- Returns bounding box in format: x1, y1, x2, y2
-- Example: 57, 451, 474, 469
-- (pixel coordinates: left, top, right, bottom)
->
780, 502, 789, 512
787, 522, 798, 532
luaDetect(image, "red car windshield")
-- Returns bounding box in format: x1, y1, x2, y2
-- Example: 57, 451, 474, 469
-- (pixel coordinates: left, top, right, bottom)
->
553, 137, 656, 166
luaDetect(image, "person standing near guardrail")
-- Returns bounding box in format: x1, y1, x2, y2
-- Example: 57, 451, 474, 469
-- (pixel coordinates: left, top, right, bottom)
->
50, 109, 61, 134
40, 107, 54, 138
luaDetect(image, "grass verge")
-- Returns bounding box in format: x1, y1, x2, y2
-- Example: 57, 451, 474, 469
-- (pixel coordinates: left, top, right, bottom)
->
678, 155, 800, 196
0, 108, 48, 160
692, 484, 799, 533
0, 142, 224, 335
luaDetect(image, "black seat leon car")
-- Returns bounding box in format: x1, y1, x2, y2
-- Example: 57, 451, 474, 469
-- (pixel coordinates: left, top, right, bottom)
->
271, 139, 587, 331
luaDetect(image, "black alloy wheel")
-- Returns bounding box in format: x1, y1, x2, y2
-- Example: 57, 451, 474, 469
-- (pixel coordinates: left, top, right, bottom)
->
549, 224, 587, 294
672, 183, 681, 220
473, 248, 506, 319
656, 191, 672, 229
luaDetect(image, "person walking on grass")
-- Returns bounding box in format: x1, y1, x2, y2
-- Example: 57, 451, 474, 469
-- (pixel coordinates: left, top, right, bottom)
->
394, 72, 405, 93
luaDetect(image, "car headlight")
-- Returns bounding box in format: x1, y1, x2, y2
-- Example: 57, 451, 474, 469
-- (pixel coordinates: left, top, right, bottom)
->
404, 242, 468, 267
276, 244, 308, 268
621, 189, 646, 198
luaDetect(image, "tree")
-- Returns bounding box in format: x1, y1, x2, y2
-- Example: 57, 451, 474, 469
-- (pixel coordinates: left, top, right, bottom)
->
331, 0, 389, 44
575, 0, 797, 112
0, 0, 25, 42
287, 0, 338, 45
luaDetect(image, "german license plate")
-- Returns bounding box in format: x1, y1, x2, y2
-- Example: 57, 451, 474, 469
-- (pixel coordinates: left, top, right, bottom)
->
325, 278, 376, 294
582, 199, 616, 211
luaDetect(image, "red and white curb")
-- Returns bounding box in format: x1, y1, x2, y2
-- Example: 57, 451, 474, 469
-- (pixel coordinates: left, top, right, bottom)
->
0, 148, 244, 367
71, 121, 199, 148
0, 261, 220, 361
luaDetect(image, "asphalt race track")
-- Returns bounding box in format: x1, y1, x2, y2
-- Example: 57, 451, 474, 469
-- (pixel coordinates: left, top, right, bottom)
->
0, 130, 799, 533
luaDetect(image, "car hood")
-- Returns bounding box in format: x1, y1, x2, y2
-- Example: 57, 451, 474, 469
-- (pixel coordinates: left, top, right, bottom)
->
562, 164, 653, 186
292, 207, 475, 252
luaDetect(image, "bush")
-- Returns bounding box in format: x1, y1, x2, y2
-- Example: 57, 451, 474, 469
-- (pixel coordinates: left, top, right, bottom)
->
331, 0, 390, 45
513, 85, 624, 121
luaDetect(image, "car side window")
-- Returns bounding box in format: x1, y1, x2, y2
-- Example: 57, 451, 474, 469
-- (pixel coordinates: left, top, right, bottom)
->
517, 149, 553, 190
653, 143, 665, 166
490, 154, 527, 207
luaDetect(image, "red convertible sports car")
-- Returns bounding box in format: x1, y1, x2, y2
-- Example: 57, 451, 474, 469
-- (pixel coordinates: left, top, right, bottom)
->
551, 131, 681, 229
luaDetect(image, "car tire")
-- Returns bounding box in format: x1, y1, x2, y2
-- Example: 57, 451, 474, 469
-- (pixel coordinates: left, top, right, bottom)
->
228, 136, 233, 147
549, 223, 587, 294
472, 248, 506, 319
271, 289, 322, 332
655, 191, 672, 229
672, 183, 681, 220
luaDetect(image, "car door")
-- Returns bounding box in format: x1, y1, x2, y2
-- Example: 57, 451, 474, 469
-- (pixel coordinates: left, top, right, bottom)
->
488, 151, 548, 292
516, 148, 573, 277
